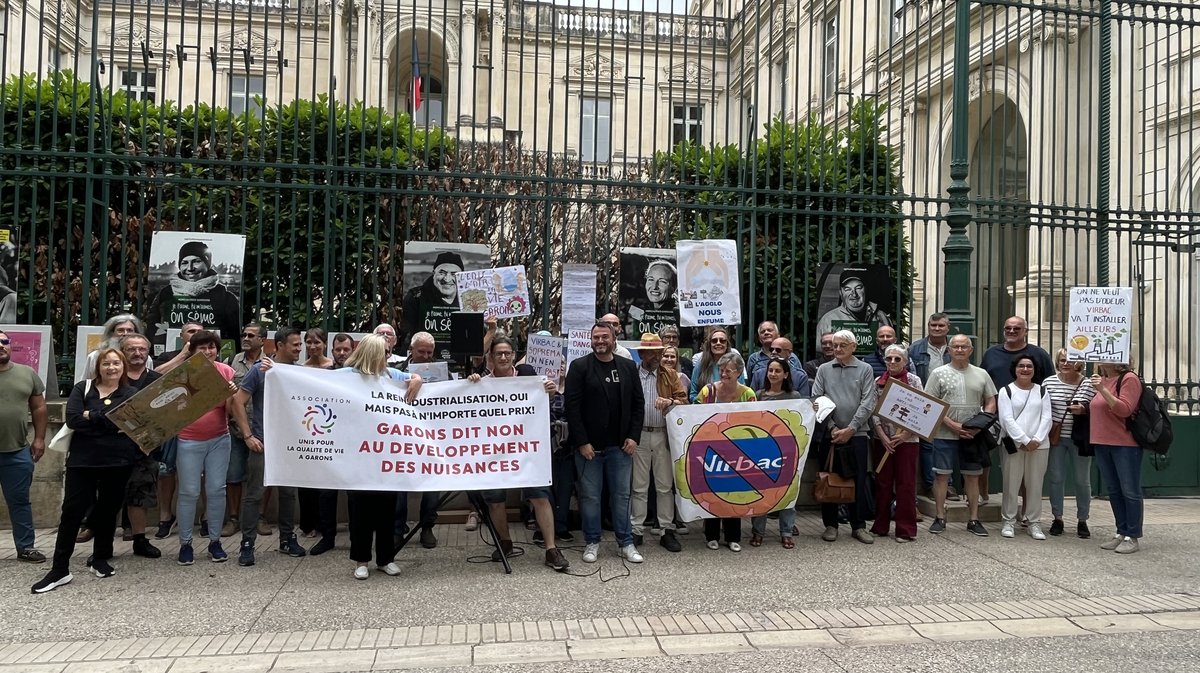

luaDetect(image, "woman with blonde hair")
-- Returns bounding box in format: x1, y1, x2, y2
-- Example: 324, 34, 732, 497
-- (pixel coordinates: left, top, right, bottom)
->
1078, 361, 1144, 554
688, 326, 743, 402
696, 352, 756, 552
336, 334, 422, 578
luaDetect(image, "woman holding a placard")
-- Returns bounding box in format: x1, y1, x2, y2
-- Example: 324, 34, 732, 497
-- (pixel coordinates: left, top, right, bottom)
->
750, 357, 803, 548
997, 355, 1054, 541
32, 348, 140, 594
1082, 362, 1144, 554
868, 345, 924, 543
696, 352, 756, 552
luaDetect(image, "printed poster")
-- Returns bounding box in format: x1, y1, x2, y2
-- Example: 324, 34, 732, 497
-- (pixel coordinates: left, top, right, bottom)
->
73, 326, 106, 382
455, 264, 531, 319
145, 231, 246, 358
401, 242, 491, 358
676, 239, 741, 328
561, 263, 599, 334
666, 399, 816, 521
107, 354, 236, 454
262, 368, 552, 491
619, 247, 680, 338
1067, 286, 1133, 363
813, 263, 895, 355
0, 324, 52, 387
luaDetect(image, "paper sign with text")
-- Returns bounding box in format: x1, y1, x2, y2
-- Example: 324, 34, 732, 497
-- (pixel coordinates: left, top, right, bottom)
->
1067, 287, 1133, 363
676, 239, 741, 327
566, 329, 592, 366
455, 265, 531, 319
263, 368, 551, 491
108, 354, 236, 454
872, 379, 950, 441
525, 334, 565, 382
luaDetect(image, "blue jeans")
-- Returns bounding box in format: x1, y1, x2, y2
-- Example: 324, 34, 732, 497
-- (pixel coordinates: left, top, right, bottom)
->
0, 447, 36, 551
918, 439, 934, 488
575, 447, 633, 546
176, 434, 232, 545
1047, 438, 1092, 521
1094, 444, 1143, 539
751, 508, 797, 537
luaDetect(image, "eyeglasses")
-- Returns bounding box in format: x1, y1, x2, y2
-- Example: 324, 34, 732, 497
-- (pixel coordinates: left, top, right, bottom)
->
241, 332, 261, 338
1016, 364, 1035, 369
1003, 326, 1024, 333
950, 345, 971, 350
493, 351, 514, 359
884, 356, 903, 362
710, 338, 727, 344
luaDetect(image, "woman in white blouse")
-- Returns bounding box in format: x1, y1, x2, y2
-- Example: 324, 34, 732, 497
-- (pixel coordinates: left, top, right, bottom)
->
998, 354, 1054, 540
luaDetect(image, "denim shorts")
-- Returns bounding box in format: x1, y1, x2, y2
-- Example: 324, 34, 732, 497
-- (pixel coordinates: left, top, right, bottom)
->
157, 437, 178, 476
226, 435, 249, 484
932, 438, 984, 476
481, 486, 553, 505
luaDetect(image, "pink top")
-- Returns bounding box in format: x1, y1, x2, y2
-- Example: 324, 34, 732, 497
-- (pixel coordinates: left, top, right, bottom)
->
1088, 373, 1142, 447
178, 361, 235, 441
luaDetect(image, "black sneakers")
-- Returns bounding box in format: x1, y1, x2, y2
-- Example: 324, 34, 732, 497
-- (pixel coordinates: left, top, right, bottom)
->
420, 528, 438, 549
490, 539, 516, 562
929, 518, 947, 534
132, 537, 162, 559
31, 569, 73, 594
660, 530, 682, 553
967, 520, 989, 537
1077, 521, 1091, 539
1049, 519, 1065, 536
86, 556, 116, 578
544, 548, 570, 571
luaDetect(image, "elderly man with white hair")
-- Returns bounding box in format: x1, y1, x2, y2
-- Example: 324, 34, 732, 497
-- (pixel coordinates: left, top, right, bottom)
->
811, 329, 878, 544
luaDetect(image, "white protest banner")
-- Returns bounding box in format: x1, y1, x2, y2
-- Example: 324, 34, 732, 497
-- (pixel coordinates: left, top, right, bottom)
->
1067, 286, 1133, 363
561, 263, 598, 333
263, 366, 552, 491
566, 329, 592, 365
665, 400, 815, 521
525, 334, 565, 382
456, 265, 531, 319
676, 239, 741, 327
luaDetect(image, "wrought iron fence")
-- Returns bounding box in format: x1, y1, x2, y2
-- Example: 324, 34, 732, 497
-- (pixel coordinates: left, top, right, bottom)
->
0, 0, 1197, 407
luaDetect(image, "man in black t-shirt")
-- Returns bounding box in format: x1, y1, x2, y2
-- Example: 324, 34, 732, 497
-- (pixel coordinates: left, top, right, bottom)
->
564, 323, 645, 565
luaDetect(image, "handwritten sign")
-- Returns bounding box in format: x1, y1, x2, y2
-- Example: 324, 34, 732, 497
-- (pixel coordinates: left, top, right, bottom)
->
525, 334, 565, 382
676, 239, 741, 327
1067, 287, 1133, 364
108, 354, 236, 454
567, 329, 592, 366
872, 379, 950, 442
456, 265, 531, 319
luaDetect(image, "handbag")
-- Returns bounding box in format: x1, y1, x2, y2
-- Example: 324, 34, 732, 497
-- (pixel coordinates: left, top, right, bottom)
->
1049, 380, 1084, 446
48, 380, 91, 453
813, 436, 855, 504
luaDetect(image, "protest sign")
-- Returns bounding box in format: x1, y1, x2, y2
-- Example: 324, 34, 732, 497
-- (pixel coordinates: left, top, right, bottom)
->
73, 326, 106, 382
676, 239, 741, 327
561, 263, 598, 333
525, 334, 565, 382
108, 354, 236, 454
145, 231, 246, 358
262, 368, 552, 491
401, 242, 491, 358
873, 379, 949, 441
455, 265, 531, 320
566, 329, 592, 366
814, 263, 895, 355
1067, 287, 1133, 363
619, 247, 679, 337
0, 324, 52, 388
665, 399, 815, 521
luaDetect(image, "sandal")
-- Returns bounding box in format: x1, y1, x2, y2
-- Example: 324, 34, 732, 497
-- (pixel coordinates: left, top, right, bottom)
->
750, 533, 763, 547
782, 536, 795, 549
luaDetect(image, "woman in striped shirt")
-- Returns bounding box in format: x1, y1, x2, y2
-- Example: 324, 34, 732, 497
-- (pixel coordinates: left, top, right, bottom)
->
1043, 349, 1096, 538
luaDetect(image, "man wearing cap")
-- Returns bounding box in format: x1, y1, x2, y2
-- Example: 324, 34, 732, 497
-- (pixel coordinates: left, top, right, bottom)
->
629, 333, 688, 552
814, 268, 893, 352
402, 251, 464, 352
146, 240, 242, 354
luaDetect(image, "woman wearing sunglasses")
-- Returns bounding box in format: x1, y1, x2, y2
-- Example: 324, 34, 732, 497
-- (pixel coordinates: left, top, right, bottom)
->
688, 326, 743, 402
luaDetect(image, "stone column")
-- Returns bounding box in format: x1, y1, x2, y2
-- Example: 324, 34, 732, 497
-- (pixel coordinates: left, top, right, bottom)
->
486, 8, 506, 128
354, 0, 370, 105
1010, 20, 1082, 352
456, 5, 479, 127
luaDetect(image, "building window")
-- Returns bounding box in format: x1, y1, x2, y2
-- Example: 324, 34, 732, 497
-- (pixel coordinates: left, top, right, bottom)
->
120, 69, 157, 103
230, 74, 266, 118
890, 0, 906, 44
822, 13, 839, 101
776, 56, 789, 115
671, 104, 704, 146
412, 75, 444, 127
581, 97, 611, 162
48, 45, 69, 73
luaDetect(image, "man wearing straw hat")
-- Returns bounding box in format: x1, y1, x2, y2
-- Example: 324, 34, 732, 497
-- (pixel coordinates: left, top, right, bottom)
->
629, 333, 688, 553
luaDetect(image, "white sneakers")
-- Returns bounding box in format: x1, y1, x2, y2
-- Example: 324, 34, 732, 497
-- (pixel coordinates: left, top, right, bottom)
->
706, 540, 719, 550
582, 543, 600, 563
728, 542, 742, 552
620, 545, 644, 563
353, 565, 369, 580
1114, 537, 1140, 554
1001, 523, 1015, 538
378, 562, 402, 576
1029, 523, 1046, 541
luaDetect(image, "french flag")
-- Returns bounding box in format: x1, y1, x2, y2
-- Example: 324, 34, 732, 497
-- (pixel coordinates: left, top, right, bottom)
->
411, 38, 422, 112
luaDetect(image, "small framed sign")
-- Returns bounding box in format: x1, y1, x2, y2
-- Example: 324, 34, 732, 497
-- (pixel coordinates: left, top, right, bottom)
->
872, 378, 951, 441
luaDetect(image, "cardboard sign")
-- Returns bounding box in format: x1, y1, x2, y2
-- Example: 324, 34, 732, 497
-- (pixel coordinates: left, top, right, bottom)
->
108, 354, 236, 454
456, 265, 531, 319
872, 378, 950, 441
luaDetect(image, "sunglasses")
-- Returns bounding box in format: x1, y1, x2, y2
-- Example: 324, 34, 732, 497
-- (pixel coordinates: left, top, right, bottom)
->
0, 338, 9, 346
1003, 326, 1024, 333
769, 347, 785, 353
710, 338, 727, 344
884, 356, 903, 362
241, 332, 262, 338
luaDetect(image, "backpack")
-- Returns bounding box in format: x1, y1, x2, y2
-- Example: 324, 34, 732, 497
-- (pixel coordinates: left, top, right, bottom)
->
1116, 373, 1173, 455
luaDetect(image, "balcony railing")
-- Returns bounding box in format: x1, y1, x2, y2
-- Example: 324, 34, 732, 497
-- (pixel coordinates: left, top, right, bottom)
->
510, 1, 728, 47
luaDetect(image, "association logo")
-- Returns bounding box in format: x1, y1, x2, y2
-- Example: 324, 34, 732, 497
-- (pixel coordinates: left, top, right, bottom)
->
673, 410, 807, 518
301, 404, 338, 437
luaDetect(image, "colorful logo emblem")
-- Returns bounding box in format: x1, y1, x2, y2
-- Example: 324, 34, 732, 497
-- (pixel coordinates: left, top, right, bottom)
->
674, 410, 806, 518
302, 404, 337, 437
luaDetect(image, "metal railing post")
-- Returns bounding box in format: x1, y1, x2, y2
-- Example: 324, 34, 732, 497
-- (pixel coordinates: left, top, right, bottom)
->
943, 0, 977, 342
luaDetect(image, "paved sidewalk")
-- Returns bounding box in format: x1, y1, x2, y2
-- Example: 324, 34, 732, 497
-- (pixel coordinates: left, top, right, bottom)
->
1, 592, 1198, 672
